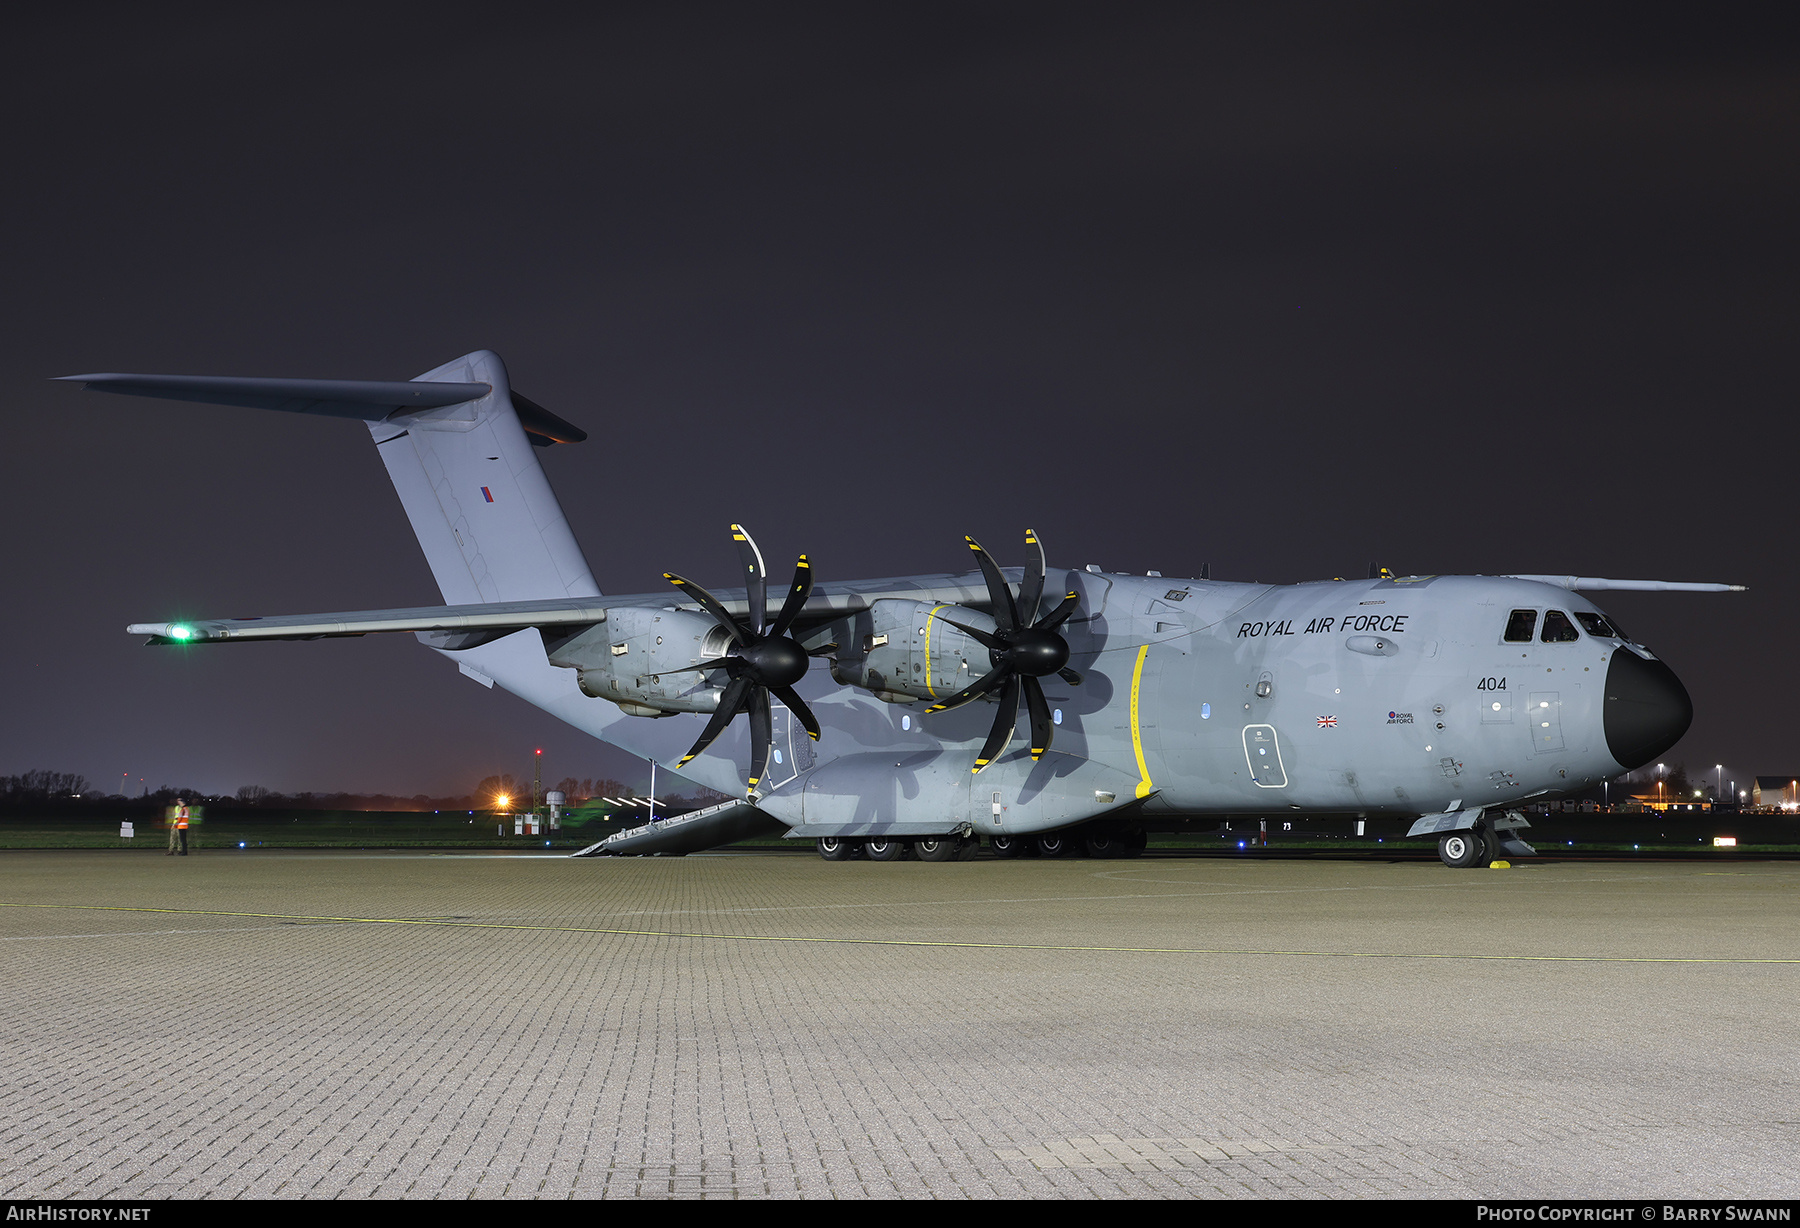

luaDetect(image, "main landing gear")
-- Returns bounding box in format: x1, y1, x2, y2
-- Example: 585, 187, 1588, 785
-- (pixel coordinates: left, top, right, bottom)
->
814, 829, 1144, 862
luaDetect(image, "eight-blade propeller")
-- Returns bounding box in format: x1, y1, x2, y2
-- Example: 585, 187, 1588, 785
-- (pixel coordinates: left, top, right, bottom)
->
926, 529, 1084, 773
663, 525, 824, 795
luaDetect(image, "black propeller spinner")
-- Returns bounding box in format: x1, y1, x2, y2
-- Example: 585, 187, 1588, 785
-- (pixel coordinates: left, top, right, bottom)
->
663, 525, 824, 795
925, 529, 1085, 774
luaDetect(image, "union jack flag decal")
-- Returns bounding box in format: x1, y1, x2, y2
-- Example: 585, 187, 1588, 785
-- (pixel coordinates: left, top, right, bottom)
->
1317, 715, 1338, 728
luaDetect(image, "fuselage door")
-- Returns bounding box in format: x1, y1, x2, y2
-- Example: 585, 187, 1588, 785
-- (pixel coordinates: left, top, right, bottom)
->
1527, 691, 1565, 754
1242, 723, 1289, 788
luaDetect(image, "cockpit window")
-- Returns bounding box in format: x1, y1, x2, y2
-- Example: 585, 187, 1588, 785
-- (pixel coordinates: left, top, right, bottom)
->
1503, 609, 1538, 642
1574, 611, 1622, 639
1540, 610, 1580, 642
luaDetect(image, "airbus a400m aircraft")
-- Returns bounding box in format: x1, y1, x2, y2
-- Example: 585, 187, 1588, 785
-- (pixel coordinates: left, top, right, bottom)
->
67, 350, 1742, 867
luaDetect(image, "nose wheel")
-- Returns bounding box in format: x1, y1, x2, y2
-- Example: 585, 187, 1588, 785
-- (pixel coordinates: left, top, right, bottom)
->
1438, 830, 1490, 868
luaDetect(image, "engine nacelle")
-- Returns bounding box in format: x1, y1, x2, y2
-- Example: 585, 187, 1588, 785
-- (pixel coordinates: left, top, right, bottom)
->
544, 607, 732, 717
829, 599, 996, 703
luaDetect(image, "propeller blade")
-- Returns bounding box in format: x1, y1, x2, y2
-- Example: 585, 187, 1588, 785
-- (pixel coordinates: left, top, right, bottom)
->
771, 684, 821, 741
769, 553, 814, 637
965, 536, 1018, 630
1018, 528, 1046, 624
1035, 590, 1081, 632
1022, 674, 1053, 760
745, 686, 772, 793
664, 572, 749, 646
972, 675, 1021, 774
731, 524, 768, 637
676, 676, 755, 767
924, 667, 1008, 714
940, 618, 1002, 652
1057, 666, 1084, 687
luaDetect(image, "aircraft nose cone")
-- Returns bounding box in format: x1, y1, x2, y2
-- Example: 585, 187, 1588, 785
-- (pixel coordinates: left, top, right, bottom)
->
1603, 648, 1693, 770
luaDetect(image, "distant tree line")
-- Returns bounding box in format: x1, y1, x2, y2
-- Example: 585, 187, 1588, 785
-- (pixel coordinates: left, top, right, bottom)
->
1, 771, 93, 809
2, 769, 723, 814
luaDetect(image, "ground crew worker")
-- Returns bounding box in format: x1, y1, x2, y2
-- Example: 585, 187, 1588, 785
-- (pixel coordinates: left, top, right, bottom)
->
166, 799, 183, 855
173, 798, 191, 856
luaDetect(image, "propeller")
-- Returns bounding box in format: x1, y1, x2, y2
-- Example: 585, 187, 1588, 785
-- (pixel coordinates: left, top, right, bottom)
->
925, 528, 1085, 773
662, 525, 823, 795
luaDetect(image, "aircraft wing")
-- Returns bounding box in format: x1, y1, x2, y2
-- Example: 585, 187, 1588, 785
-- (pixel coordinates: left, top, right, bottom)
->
126, 572, 1010, 645
1503, 575, 1747, 593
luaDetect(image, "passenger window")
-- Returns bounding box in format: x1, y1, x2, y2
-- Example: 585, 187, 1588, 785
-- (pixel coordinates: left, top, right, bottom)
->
1503, 609, 1538, 643
1573, 611, 1621, 639
1540, 610, 1580, 643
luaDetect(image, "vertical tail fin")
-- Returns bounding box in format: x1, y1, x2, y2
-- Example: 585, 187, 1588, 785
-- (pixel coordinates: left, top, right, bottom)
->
371, 351, 599, 604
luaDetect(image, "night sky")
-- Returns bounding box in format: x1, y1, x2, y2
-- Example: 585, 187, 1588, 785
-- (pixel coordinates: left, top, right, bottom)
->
4, 6, 1795, 799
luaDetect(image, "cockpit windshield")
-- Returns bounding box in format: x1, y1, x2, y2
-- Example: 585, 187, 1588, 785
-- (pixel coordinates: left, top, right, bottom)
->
1503, 609, 1538, 643
1573, 611, 1624, 639
1540, 610, 1580, 642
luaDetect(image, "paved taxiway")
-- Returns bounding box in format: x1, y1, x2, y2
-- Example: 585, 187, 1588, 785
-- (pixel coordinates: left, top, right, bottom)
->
3, 849, 1796, 1199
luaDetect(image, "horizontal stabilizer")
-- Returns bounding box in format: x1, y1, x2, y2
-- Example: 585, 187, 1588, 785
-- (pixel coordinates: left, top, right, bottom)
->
58, 372, 586, 446
1505, 575, 1747, 593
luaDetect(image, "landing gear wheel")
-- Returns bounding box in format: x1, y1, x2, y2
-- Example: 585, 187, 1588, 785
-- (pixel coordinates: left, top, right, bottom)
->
864, 837, 906, 862
1090, 831, 1148, 858
816, 836, 855, 861
1438, 830, 1489, 868
989, 836, 1025, 859
913, 837, 960, 863
1036, 834, 1074, 858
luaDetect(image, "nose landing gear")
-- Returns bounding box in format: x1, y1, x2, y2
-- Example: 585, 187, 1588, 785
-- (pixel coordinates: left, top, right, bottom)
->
1431, 809, 1537, 868
1438, 830, 1489, 868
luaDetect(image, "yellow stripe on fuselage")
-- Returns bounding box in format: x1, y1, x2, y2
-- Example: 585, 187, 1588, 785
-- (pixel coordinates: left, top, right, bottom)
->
922, 604, 950, 698
1130, 643, 1153, 799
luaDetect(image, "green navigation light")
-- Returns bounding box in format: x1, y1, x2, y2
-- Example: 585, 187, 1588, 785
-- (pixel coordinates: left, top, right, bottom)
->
168, 625, 194, 640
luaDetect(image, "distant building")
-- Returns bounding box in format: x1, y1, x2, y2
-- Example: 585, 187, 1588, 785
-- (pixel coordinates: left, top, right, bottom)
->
1752, 777, 1799, 809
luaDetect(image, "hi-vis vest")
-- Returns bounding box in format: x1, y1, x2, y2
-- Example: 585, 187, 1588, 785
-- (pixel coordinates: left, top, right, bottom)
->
175, 807, 189, 829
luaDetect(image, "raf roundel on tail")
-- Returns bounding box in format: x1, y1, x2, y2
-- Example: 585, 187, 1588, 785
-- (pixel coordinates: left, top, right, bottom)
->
63, 351, 1745, 867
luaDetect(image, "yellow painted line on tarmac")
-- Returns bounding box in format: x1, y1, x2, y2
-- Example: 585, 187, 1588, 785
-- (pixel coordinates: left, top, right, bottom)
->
2, 901, 1796, 964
